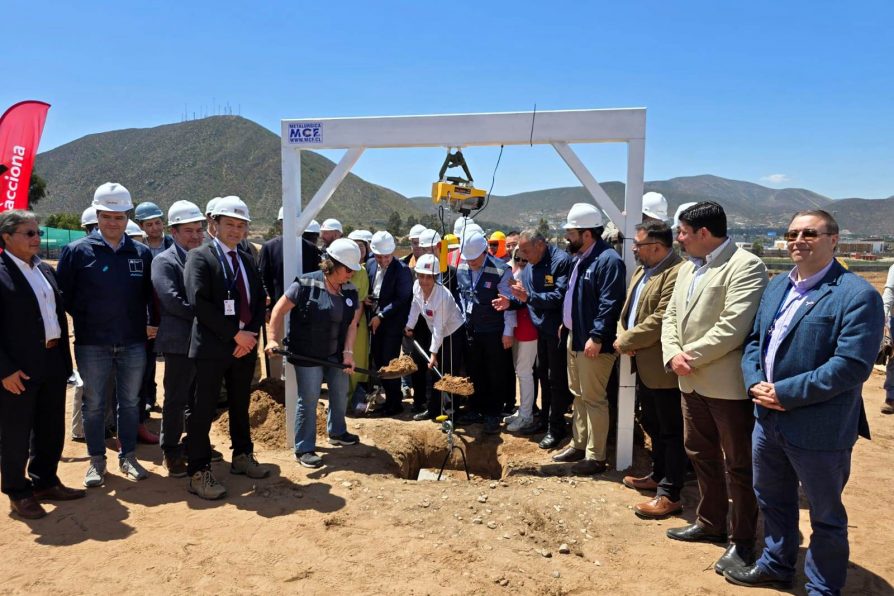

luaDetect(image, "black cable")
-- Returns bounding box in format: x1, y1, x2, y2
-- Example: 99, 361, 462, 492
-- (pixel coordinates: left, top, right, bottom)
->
472, 144, 504, 220
529, 103, 537, 146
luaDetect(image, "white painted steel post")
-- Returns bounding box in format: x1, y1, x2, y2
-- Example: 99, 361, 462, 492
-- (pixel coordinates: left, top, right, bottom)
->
615, 137, 646, 471
281, 145, 301, 448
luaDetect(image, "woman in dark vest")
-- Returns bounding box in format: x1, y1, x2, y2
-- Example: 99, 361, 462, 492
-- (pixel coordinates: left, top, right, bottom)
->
265, 238, 363, 469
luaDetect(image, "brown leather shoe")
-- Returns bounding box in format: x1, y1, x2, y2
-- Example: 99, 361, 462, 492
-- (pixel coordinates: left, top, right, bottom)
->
571, 459, 607, 476
551, 447, 585, 463
635, 495, 683, 519
623, 474, 659, 492
33, 483, 87, 501
10, 496, 47, 519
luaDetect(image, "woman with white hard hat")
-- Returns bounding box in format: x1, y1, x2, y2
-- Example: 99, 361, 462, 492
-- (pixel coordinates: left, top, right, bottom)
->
265, 238, 364, 469
344, 229, 372, 413
404, 254, 466, 421
80, 206, 99, 233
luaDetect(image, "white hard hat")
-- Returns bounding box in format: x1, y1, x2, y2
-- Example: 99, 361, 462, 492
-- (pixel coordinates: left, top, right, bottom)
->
320, 218, 343, 232
408, 224, 427, 239
168, 200, 205, 225
212, 195, 251, 222
205, 197, 222, 216
563, 203, 603, 229
348, 229, 372, 243
93, 182, 133, 213
642, 192, 669, 221
418, 228, 442, 248
370, 230, 396, 255
126, 219, 145, 238
80, 206, 98, 228
326, 238, 362, 271
414, 253, 440, 275
453, 216, 475, 235
673, 202, 699, 229
306, 219, 321, 234
464, 223, 485, 238
461, 232, 488, 260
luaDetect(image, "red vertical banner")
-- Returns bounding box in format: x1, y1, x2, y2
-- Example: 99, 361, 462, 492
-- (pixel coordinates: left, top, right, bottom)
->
0, 100, 51, 212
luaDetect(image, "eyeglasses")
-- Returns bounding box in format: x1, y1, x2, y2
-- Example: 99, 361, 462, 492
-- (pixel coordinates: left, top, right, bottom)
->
783, 228, 834, 241
13, 229, 45, 238
632, 241, 659, 248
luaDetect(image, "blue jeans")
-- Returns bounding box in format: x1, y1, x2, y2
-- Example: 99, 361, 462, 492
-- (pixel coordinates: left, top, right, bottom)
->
294, 364, 349, 454
884, 316, 894, 403
75, 343, 146, 460
753, 412, 852, 595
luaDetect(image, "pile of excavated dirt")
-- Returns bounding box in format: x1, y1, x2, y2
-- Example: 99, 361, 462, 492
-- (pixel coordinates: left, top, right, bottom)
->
433, 374, 475, 396
215, 379, 287, 449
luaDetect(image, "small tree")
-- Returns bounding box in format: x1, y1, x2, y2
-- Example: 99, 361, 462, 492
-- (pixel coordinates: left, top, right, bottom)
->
386, 211, 403, 236
751, 241, 764, 256
405, 214, 418, 231
28, 173, 47, 210
537, 217, 550, 240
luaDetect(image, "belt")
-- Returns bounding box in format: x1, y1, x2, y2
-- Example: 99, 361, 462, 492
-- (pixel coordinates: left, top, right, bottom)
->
45, 338, 59, 349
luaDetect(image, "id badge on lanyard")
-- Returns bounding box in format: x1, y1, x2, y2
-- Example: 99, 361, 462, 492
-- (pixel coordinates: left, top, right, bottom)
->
214, 242, 239, 315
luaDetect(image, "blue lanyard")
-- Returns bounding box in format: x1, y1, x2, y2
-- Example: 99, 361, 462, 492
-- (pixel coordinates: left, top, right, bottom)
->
213, 242, 240, 294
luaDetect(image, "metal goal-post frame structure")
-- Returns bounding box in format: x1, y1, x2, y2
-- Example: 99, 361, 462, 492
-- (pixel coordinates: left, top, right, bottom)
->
279, 108, 646, 470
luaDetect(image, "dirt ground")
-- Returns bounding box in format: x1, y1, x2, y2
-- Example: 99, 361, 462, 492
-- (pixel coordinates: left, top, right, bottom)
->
2, 278, 893, 595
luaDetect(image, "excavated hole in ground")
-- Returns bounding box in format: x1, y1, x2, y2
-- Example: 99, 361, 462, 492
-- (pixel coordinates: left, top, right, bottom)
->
385, 425, 505, 481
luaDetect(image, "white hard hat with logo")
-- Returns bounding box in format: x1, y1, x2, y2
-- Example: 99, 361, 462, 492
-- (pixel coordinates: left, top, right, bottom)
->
93, 182, 133, 212
562, 203, 603, 229
418, 228, 442, 248
408, 224, 427, 239
168, 200, 206, 225
126, 219, 145, 238
370, 230, 396, 255
414, 253, 440, 275
673, 202, 699, 229
320, 218, 343, 232
642, 192, 669, 221
461, 232, 488, 260
81, 206, 98, 228
306, 219, 321, 234
205, 197, 222, 216
326, 238, 362, 271
212, 195, 251, 222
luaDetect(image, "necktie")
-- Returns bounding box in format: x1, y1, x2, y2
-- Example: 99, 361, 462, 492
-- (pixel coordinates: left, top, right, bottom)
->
228, 250, 252, 326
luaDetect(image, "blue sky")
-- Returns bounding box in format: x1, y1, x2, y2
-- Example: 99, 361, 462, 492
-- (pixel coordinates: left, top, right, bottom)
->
6, 1, 892, 199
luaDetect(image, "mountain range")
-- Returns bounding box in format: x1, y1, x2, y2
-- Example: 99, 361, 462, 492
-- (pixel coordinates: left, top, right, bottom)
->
33, 116, 892, 236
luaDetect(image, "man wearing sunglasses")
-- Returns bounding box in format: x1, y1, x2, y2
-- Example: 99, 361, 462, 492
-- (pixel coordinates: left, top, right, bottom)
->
0, 210, 84, 520
728, 210, 883, 594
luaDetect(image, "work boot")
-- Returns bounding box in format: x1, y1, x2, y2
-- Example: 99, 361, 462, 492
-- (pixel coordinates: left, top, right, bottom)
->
188, 468, 227, 500
297, 452, 323, 468
84, 456, 107, 488
163, 454, 188, 478
231, 453, 270, 479
328, 432, 360, 446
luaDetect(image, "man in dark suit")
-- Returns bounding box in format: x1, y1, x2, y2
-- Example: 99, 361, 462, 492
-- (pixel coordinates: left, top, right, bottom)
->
152, 200, 206, 477
728, 210, 884, 593
0, 210, 84, 520
366, 231, 413, 416
184, 196, 269, 500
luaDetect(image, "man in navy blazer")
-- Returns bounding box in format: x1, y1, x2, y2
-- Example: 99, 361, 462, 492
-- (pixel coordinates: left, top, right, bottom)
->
729, 210, 883, 593
366, 231, 413, 416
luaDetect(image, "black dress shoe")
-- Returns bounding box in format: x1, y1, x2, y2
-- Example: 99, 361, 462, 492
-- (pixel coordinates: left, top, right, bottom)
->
714, 542, 756, 575
723, 565, 794, 589
538, 432, 566, 450
666, 523, 728, 543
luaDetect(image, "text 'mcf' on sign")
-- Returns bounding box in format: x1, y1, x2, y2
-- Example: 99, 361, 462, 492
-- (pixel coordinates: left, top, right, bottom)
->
288, 122, 323, 145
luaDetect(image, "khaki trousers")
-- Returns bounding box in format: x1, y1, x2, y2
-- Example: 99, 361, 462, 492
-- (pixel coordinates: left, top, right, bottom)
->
566, 337, 616, 461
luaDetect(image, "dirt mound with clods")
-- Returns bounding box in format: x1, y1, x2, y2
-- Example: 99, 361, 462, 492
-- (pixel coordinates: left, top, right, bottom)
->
379, 354, 417, 376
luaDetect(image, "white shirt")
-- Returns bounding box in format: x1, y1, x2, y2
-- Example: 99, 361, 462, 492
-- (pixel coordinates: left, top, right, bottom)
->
373, 265, 385, 298
213, 238, 252, 329
687, 238, 731, 304
6, 252, 62, 342
406, 282, 465, 353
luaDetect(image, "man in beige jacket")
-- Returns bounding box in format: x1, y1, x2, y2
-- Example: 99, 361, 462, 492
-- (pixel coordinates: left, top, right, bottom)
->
661, 202, 768, 576
614, 220, 687, 519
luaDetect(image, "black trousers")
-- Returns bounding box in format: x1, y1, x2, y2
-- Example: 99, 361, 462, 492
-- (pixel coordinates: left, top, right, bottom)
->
188, 353, 255, 475
160, 352, 196, 457
637, 382, 688, 501
427, 327, 466, 416
139, 339, 158, 421
405, 319, 433, 409
467, 332, 505, 418
0, 345, 68, 499
371, 331, 403, 409
537, 332, 572, 434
